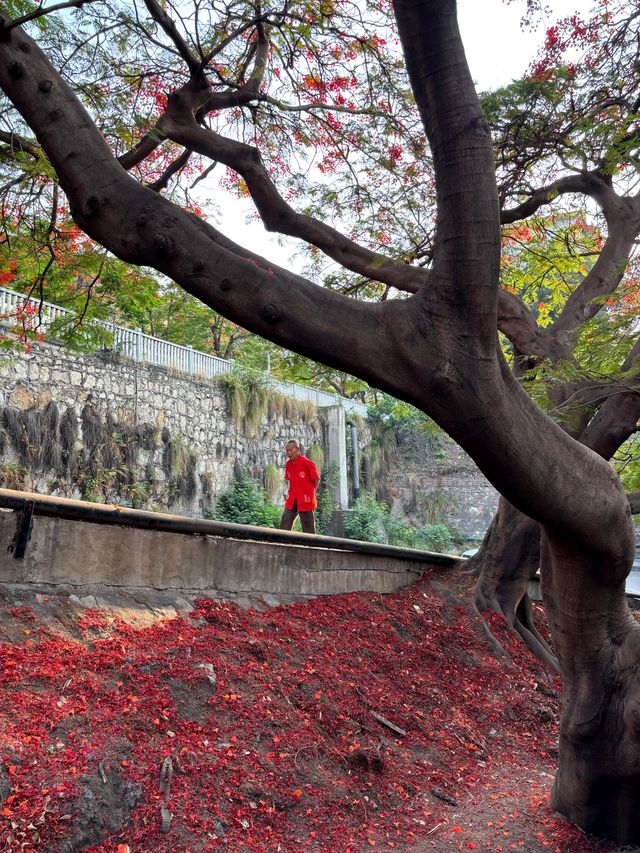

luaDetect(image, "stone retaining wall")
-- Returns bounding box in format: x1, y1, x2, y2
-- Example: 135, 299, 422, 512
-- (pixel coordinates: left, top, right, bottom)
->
0, 341, 323, 515
0, 341, 499, 536
381, 429, 499, 539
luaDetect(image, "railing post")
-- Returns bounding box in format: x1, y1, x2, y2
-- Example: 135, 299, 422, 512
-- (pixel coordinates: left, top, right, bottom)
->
187, 344, 194, 374
135, 328, 142, 362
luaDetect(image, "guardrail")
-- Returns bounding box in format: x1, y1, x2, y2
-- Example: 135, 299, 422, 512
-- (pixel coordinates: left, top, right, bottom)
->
0, 286, 368, 417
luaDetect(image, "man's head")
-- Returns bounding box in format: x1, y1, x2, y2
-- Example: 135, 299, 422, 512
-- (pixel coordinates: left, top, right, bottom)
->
285, 440, 300, 461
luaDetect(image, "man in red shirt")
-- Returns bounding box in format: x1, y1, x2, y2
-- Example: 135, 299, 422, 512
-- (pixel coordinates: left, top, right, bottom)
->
279, 439, 320, 534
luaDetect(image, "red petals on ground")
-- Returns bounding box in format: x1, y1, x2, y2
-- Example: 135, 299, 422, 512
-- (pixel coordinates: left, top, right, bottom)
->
0, 567, 617, 850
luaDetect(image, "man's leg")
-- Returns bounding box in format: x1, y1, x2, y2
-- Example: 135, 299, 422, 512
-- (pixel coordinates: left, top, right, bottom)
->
280, 502, 298, 530
299, 511, 316, 534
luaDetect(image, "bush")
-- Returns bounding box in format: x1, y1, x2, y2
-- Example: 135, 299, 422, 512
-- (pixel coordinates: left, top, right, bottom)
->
343, 492, 460, 552
342, 492, 420, 546
343, 492, 388, 543
315, 461, 340, 535
208, 475, 281, 528
383, 511, 422, 548
417, 522, 453, 553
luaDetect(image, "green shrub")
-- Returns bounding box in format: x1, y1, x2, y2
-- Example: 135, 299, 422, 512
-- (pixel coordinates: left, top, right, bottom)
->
343, 491, 459, 552
417, 522, 453, 553
343, 492, 390, 543
383, 511, 422, 548
315, 461, 340, 535
208, 475, 281, 528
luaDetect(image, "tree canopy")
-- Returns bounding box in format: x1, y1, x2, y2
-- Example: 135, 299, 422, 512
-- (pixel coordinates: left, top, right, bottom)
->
2, 0, 640, 843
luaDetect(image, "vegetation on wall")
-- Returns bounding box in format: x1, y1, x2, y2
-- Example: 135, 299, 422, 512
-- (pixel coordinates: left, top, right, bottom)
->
220, 368, 319, 438
306, 443, 325, 473
0, 400, 198, 510
161, 431, 198, 506
0, 462, 28, 491
421, 489, 454, 525
262, 463, 282, 503
315, 461, 340, 536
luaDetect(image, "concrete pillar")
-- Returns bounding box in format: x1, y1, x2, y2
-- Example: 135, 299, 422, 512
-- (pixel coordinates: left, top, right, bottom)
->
324, 405, 348, 509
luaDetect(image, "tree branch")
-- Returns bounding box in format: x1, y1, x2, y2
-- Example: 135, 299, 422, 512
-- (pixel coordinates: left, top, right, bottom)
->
157, 82, 425, 291
500, 171, 617, 224
117, 16, 270, 174
0, 0, 97, 34
142, 0, 202, 77
497, 288, 562, 360
0, 129, 39, 160
546, 200, 640, 341
393, 0, 500, 339
148, 148, 193, 192
579, 339, 640, 460
627, 492, 640, 515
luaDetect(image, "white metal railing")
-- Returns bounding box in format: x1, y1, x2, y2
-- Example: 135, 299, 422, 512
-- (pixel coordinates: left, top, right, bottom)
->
0, 286, 368, 417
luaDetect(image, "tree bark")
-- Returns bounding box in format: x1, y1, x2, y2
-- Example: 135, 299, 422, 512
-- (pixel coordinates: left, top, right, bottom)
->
542, 529, 640, 842
1, 0, 639, 841
471, 349, 640, 669
467, 498, 557, 670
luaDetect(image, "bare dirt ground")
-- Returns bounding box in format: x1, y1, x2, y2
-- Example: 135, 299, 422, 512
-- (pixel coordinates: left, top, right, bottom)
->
0, 565, 633, 852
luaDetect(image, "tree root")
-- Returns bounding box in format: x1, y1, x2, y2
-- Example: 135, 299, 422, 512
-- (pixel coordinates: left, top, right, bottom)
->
473, 589, 559, 673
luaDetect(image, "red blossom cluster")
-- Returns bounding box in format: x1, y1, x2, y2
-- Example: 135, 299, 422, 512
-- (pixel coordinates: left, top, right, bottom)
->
0, 259, 17, 285
529, 3, 618, 83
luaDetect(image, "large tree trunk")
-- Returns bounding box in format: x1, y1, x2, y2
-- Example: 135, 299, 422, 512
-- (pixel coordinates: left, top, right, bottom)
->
1, 1, 639, 841
469, 364, 640, 671
542, 531, 640, 842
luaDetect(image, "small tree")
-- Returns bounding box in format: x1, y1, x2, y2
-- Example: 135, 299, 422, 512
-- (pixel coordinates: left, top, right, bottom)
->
209, 475, 280, 528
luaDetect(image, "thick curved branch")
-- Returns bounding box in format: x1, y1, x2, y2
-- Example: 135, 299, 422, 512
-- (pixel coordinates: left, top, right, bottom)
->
118, 18, 269, 172
497, 288, 562, 360
547, 199, 640, 341
500, 171, 614, 224
499, 170, 640, 361
157, 83, 425, 291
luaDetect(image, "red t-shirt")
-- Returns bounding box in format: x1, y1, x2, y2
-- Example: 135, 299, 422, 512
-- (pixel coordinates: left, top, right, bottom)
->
284, 455, 319, 512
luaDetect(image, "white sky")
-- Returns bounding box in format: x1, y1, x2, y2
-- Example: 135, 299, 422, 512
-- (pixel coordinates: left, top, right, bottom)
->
211, 0, 582, 271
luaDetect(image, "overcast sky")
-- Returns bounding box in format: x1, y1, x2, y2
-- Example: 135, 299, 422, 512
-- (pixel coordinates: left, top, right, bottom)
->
211, 0, 582, 270
458, 0, 580, 89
